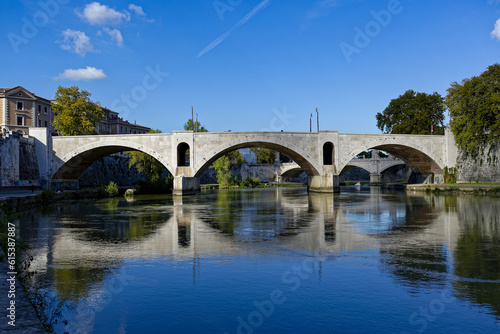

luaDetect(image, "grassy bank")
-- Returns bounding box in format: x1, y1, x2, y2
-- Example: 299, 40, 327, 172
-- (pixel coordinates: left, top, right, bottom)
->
406, 183, 500, 195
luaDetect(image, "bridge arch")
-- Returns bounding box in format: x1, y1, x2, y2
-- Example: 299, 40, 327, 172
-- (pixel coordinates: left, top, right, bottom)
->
194, 138, 322, 178
338, 140, 445, 178
52, 139, 174, 181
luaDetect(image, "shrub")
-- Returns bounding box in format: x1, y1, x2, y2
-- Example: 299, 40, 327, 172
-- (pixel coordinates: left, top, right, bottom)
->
105, 181, 119, 197
241, 176, 261, 188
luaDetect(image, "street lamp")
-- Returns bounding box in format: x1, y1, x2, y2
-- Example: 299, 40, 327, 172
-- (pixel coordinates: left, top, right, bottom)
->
316, 108, 319, 132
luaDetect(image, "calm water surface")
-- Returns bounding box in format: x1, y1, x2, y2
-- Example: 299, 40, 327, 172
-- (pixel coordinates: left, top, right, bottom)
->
16, 187, 500, 333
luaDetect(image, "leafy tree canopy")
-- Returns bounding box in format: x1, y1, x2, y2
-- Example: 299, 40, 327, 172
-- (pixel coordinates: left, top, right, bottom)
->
446, 64, 500, 155
184, 119, 208, 132
126, 129, 166, 181
376, 90, 445, 135
250, 148, 276, 165
52, 86, 104, 136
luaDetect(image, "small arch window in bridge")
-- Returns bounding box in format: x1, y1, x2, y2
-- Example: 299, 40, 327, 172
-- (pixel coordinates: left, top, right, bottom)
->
323, 142, 334, 165
177, 142, 190, 166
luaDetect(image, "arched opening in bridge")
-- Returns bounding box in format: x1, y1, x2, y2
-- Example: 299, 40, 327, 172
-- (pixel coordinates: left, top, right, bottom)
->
51, 144, 173, 190
177, 142, 190, 167
323, 142, 334, 165
194, 141, 321, 185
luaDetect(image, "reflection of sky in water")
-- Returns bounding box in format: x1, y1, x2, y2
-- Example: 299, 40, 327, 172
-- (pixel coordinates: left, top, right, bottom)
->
347, 209, 407, 234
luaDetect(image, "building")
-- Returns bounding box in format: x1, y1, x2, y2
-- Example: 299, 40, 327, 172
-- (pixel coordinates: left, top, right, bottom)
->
97, 107, 151, 135
0, 86, 54, 135
0, 86, 150, 136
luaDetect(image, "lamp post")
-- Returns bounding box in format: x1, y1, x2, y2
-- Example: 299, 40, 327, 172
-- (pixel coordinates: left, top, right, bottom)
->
316, 108, 319, 132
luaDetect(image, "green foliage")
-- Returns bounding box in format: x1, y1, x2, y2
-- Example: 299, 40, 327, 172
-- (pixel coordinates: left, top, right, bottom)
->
135, 176, 174, 194
250, 148, 276, 164
446, 64, 500, 155
241, 176, 261, 188
357, 150, 372, 158
184, 119, 208, 132
126, 129, 166, 181
52, 86, 104, 136
212, 150, 246, 186
41, 188, 56, 204
213, 155, 238, 186
105, 181, 119, 197
376, 90, 445, 135
226, 150, 246, 168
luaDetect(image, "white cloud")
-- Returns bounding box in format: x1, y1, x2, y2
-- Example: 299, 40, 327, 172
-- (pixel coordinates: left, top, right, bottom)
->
59, 29, 98, 57
128, 4, 145, 16
492, 19, 500, 40
78, 2, 130, 26
103, 27, 123, 46
128, 4, 154, 22
54, 66, 107, 81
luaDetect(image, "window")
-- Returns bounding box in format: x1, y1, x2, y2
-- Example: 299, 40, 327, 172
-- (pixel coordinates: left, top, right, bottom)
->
17, 116, 23, 126
44, 106, 47, 115
38, 105, 41, 113
44, 120, 48, 127
38, 119, 41, 127
16, 101, 23, 110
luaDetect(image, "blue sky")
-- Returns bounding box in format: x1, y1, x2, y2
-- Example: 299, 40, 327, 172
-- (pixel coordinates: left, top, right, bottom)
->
2, 0, 500, 133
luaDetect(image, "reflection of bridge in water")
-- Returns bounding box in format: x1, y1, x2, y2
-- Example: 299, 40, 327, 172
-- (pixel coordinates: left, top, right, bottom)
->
21, 189, 500, 321
27, 190, 463, 269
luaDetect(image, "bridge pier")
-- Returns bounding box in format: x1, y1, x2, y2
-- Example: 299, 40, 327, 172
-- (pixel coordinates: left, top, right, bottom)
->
369, 173, 383, 185
308, 173, 340, 193
173, 176, 200, 196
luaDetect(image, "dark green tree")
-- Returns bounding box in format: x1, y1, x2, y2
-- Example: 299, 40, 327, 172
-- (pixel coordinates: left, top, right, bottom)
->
126, 129, 165, 181
376, 90, 445, 135
250, 148, 276, 164
446, 64, 500, 155
52, 86, 104, 136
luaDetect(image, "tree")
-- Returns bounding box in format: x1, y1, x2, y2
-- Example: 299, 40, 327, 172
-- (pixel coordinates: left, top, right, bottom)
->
250, 148, 276, 164
376, 90, 445, 135
52, 86, 104, 136
213, 155, 234, 186
126, 129, 166, 181
184, 119, 208, 132
446, 64, 500, 155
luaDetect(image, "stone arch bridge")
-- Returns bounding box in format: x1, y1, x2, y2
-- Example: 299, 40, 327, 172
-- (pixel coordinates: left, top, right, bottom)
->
30, 128, 458, 195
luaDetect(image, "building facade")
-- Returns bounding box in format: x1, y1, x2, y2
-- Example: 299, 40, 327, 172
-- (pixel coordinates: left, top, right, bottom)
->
0, 87, 150, 136
97, 107, 151, 135
0, 86, 54, 135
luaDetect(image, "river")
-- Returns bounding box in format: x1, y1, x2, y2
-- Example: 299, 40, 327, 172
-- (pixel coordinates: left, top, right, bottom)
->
15, 187, 500, 333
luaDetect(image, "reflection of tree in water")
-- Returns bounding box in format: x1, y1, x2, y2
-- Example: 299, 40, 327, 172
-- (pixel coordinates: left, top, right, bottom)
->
198, 189, 314, 240
55, 200, 171, 243
380, 245, 449, 288
453, 197, 500, 316
17, 198, 172, 303
52, 266, 108, 301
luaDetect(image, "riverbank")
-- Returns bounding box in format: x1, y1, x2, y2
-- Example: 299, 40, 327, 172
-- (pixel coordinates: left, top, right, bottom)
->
406, 183, 500, 195
0, 249, 45, 334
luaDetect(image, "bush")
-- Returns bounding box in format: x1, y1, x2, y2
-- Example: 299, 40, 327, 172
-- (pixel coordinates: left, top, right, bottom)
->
105, 181, 119, 197
241, 176, 261, 188
40, 188, 56, 204
135, 176, 174, 194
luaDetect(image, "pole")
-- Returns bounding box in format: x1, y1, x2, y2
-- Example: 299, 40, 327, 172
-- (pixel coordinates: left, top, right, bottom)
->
316, 108, 319, 132
196, 113, 198, 132
191, 106, 194, 131
310, 113, 312, 133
